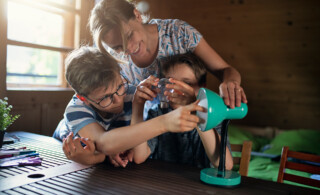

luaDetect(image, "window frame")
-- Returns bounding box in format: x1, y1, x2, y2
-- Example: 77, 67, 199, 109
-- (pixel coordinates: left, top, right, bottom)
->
0, 0, 94, 92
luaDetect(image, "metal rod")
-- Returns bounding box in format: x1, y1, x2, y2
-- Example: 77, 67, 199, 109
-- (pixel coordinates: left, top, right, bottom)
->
218, 119, 230, 175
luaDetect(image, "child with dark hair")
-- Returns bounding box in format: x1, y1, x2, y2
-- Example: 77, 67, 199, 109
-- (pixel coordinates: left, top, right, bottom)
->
132, 52, 233, 169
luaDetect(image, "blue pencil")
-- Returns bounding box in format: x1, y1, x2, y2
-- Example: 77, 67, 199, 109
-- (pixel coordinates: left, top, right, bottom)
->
0, 153, 39, 163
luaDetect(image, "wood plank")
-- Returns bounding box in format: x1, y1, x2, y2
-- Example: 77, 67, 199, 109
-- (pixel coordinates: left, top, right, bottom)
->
287, 150, 320, 164
239, 141, 252, 176
41, 103, 67, 136
283, 173, 320, 188
233, 157, 241, 165
231, 144, 243, 152
285, 161, 320, 174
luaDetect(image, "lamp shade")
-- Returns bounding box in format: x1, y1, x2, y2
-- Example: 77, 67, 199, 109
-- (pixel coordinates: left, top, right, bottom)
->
196, 88, 248, 131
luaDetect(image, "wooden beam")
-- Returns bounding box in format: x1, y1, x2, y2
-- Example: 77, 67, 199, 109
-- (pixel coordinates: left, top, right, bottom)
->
9, 0, 80, 14
0, 0, 8, 97
78, 0, 94, 46
7, 39, 73, 53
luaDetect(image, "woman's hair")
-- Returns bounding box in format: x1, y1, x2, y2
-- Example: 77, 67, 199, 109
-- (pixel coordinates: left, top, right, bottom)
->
162, 52, 207, 85
89, 0, 148, 55
65, 46, 121, 96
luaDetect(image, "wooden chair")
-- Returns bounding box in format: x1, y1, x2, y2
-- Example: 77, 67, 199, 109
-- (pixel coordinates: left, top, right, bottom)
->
277, 146, 320, 188
231, 140, 252, 176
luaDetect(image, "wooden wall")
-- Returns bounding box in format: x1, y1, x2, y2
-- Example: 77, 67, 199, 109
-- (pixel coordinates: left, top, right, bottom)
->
142, 0, 320, 130
3, 0, 320, 135
5, 90, 73, 136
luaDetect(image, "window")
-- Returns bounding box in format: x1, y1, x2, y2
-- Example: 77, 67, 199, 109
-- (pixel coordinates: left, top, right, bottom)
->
0, 0, 94, 89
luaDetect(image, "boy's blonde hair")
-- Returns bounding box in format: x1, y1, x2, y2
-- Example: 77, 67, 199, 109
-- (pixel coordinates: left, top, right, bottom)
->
65, 46, 120, 96
89, 0, 148, 55
162, 52, 207, 86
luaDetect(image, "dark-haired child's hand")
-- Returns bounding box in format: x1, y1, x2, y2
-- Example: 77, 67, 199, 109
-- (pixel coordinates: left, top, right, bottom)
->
133, 75, 159, 105
164, 78, 196, 109
108, 149, 133, 168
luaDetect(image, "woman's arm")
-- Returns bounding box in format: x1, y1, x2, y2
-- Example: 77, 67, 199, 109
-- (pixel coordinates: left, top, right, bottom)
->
194, 38, 247, 109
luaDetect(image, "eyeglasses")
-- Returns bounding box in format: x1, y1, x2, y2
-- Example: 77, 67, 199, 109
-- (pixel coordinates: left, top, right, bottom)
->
85, 81, 129, 108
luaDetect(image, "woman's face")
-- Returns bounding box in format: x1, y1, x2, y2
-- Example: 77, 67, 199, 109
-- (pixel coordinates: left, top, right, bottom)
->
103, 19, 150, 62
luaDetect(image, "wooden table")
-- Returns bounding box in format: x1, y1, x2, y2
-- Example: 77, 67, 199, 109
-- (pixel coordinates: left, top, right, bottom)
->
0, 132, 319, 194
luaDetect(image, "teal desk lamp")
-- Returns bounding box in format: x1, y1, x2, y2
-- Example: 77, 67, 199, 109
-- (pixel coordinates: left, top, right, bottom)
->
196, 88, 248, 187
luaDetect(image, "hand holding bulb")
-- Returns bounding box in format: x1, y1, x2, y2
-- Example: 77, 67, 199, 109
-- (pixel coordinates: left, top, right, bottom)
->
157, 78, 172, 111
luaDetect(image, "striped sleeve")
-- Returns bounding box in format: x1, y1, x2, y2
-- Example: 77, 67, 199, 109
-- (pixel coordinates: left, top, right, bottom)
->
64, 97, 98, 136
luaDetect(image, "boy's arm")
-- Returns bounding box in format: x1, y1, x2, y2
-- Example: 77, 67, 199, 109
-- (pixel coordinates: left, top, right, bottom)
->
78, 101, 204, 158
76, 76, 204, 161
63, 132, 106, 165
63, 129, 132, 167
196, 127, 233, 170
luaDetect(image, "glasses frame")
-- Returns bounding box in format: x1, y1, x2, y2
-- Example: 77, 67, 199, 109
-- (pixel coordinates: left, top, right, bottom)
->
84, 78, 129, 108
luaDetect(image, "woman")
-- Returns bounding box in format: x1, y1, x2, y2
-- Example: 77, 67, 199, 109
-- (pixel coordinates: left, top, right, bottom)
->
89, 0, 247, 109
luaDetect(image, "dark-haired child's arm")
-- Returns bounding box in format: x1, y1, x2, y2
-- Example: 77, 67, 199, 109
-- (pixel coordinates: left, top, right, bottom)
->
108, 150, 133, 167
131, 76, 159, 164
196, 127, 233, 170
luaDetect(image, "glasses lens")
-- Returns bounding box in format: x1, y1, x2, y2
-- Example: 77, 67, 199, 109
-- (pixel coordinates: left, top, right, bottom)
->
99, 96, 112, 108
98, 82, 128, 108
117, 83, 128, 96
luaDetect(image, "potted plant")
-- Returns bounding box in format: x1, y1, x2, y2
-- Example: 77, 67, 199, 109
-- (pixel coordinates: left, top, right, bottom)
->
0, 97, 20, 148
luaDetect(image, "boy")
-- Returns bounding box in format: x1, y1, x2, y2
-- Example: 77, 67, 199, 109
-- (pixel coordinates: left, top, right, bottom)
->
53, 46, 204, 166
132, 53, 233, 169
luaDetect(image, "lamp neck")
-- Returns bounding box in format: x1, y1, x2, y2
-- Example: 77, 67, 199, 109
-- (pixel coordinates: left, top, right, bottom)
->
225, 103, 248, 119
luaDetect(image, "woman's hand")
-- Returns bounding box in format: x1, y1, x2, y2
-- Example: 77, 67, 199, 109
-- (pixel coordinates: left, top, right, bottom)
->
219, 81, 247, 109
163, 100, 204, 133
62, 132, 105, 165
164, 78, 196, 109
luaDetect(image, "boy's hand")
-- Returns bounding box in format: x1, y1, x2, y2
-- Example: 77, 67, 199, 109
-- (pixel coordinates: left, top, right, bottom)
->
219, 81, 247, 109
63, 132, 105, 165
133, 75, 159, 105
108, 149, 133, 168
163, 100, 204, 133
165, 78, 196, 109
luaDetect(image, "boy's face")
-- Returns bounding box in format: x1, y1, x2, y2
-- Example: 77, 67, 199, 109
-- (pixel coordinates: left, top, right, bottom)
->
165, 63, 200, 96
84, 76, 126, 114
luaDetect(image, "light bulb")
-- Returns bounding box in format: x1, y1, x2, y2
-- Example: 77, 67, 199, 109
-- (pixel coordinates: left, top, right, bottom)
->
157, 78, 172, 110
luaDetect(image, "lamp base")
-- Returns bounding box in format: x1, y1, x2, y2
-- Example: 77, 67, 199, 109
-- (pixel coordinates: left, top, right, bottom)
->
200, 168, 241, 188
